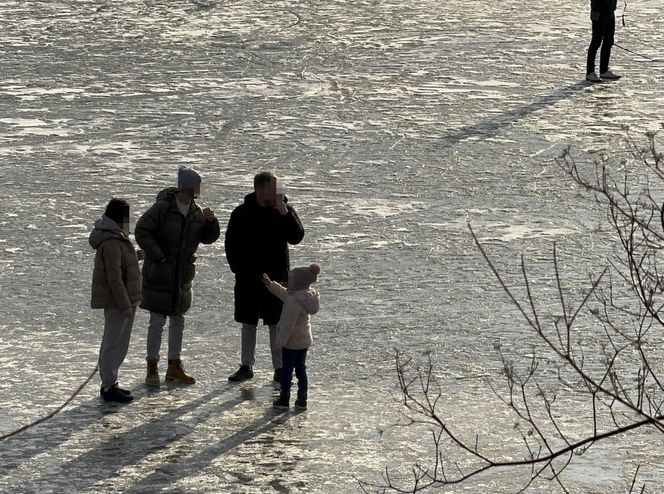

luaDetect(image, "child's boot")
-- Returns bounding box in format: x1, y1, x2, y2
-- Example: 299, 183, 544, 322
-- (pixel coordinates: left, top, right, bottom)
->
273, 391, 290, 410
294, 391, 308, 411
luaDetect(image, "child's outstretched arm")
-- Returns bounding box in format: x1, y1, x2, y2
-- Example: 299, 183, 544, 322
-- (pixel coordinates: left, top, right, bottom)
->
263, 273, 288, 302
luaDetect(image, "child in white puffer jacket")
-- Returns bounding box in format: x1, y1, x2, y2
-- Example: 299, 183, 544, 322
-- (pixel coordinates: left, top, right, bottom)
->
262, 262, 322, 411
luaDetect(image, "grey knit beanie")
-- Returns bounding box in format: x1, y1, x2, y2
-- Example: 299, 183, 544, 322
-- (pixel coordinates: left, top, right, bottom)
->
178, 166, 202, 190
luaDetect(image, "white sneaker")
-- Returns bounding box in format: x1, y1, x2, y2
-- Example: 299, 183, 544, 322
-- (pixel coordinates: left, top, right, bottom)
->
586, 72, 602, 82
600, 69, 621, 80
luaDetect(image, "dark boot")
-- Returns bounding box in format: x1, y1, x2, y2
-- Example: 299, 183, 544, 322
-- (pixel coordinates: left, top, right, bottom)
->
103, 383, 132, 395
228, 365, 253, 382
295, 391, 307, 411
273, 391, 290, 410
100, 386, 134, 403
145, 359, 160, 386
165, 359, 196, 384
114, 384, 131, 395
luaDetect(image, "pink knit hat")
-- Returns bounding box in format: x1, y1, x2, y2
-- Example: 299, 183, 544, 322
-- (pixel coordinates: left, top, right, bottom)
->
289, 263, 322, 290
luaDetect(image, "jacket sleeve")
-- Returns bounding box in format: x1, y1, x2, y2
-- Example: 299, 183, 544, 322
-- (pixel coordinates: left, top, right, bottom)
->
200, 217, 221, 244
276, 299, 299, 347
135, 202, 166, 262
224, 208, 244, 274
281, 206, 305, 245
267, 280, 288, 302
102, 241, 131, 311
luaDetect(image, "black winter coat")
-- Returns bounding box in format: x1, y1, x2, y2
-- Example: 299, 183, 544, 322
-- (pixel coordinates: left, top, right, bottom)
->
135, 188, 220, 315
225, 192, 304, 325
590, 0, 617, 12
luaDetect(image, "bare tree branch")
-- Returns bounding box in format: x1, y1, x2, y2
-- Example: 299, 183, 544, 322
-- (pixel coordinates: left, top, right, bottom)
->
368, 132, 664, 493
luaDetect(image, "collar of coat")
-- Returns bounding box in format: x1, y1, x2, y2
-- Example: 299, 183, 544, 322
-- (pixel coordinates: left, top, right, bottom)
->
157, 187, 202, 216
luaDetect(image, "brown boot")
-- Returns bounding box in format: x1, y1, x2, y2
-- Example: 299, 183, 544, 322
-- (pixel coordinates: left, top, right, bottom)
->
145, 359, 160, 386
165, 359, 196, 384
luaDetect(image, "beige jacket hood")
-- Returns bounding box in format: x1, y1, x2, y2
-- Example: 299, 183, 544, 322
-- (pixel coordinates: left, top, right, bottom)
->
90, 216, 142, 311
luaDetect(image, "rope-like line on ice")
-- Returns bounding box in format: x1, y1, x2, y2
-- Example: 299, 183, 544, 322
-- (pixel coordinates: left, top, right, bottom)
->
614, 43, 663, 63
0, 366, 98, 441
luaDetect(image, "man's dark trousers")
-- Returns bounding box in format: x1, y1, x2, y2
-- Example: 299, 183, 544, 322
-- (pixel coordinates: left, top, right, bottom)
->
587, 11, 615, 75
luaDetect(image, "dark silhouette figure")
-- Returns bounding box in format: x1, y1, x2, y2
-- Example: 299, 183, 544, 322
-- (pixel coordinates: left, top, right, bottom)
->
586, 0, 621, 82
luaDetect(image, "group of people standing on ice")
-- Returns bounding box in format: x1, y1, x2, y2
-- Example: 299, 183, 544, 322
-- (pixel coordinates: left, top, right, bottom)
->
87, 0, 621, 415
90, 167, 321, 411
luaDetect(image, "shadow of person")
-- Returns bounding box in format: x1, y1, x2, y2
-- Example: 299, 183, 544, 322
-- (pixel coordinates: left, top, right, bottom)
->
0, 383, 234, 484
435, 81, 589, 149
120, 407, 297, 494
8, 385, 294, 493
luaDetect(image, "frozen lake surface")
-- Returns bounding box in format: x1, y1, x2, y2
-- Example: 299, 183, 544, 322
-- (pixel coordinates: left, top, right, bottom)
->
1, 0, 664, 492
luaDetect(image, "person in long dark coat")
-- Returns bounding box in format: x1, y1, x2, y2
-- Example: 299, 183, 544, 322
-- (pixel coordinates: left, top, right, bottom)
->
135, 167, 220, 386
225, 171, 305, 383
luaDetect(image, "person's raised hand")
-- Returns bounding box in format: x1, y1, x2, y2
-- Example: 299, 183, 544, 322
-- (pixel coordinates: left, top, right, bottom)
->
203, 207, 216, 222
274, 196, 288, 216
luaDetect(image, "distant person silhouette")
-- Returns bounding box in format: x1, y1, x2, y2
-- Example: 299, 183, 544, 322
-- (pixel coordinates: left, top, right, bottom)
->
263, 263, 322, 411
90, 198, 143, 403
226, 172, 305, 385
135, 167, 220, 386
586, 0, 621, 82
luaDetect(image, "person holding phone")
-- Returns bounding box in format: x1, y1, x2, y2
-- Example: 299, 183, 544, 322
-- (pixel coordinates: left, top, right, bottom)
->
135, 166, 220, 386
225, 171, 305, 385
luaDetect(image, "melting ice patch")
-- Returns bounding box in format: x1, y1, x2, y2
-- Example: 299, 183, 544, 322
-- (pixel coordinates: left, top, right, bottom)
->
0, 117, 71, 136
1, 86, 85, 101
310, 216, 341, 225
346, 198, 426, 218
481, 223, 578, 242
317, 233, 371, 251
0, 118, 49, 127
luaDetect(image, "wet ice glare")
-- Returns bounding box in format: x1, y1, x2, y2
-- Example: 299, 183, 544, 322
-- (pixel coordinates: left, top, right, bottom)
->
1, 0, 664, 492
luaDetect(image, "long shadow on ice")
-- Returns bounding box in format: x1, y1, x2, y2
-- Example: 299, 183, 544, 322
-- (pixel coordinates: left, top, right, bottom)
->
0, 392, 140, 475
5, 384, 242, 492
0, 382, 193, 474
436, 81, 589, 146
121, 409, 295, 493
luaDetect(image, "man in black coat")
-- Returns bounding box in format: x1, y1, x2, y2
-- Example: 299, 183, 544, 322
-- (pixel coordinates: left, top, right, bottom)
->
586, 0, 621, 82
226, 172, 305, 383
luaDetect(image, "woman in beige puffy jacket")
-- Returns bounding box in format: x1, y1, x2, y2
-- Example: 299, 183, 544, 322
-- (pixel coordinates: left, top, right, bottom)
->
90, 198, 143, 403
